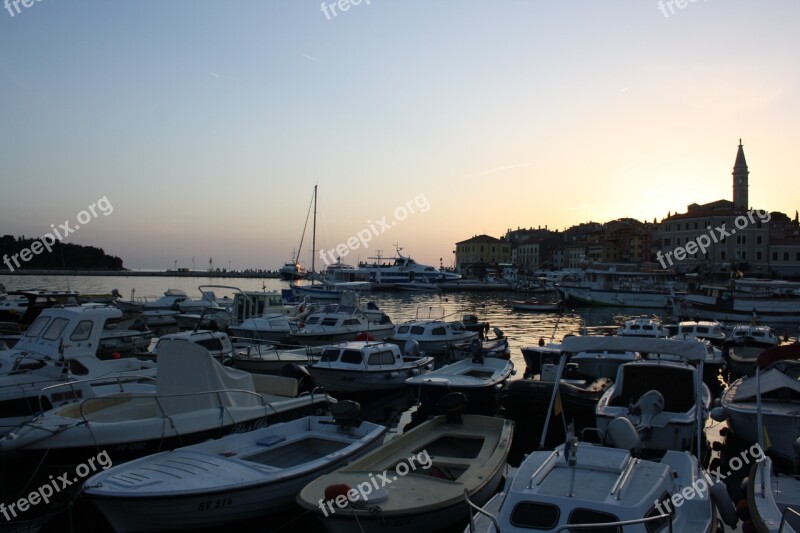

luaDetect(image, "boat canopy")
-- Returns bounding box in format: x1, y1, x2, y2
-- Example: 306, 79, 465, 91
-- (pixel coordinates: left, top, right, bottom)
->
756, 343, 800, 369
730, 368, 800, 402
561, 335, 707, 362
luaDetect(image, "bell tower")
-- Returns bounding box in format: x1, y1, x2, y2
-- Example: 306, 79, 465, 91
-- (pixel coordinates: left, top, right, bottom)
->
733, 139, 749, 209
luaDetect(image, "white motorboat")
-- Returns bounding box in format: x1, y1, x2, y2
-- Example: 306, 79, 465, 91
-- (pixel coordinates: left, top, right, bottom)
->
616, 316, 669, 338
82, 402, 386, 532
747, 456, 800, 533
357, 245, 461, 289
0, 289, 80, 325
467, 440, 718, 532
0, 340, 334, 463
563, 336, 711, 454
388, 320, 478, 355
289, 302, 393, 346
568, 346, 639, 381
229, 343, 320, 375
307, 341, 433, 393
297, 396, 513, 533
719, 343, 800, 466
0, 305, 157, 436
148, 330, 235, 361
726, 324, 780, 349
406, 357, 514, 414
115, 288, 190, 313
509, 300, 563, 312
228, 313, 298, 345
667, 320, 727, 346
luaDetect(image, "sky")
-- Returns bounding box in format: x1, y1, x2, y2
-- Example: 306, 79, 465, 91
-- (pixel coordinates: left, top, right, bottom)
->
1, 1, 799, 271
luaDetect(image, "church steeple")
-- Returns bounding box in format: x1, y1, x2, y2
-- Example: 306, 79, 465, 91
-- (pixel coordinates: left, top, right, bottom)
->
733, 139, 749, 209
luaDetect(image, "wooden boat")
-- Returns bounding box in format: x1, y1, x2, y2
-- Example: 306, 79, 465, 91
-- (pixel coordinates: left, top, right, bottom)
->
296, 395, 513, 533
82, 402, 387, 532
406, 357, 514, 415
509, 300, 563, 312
0, 340, 334, 463
307, 341, 433, 393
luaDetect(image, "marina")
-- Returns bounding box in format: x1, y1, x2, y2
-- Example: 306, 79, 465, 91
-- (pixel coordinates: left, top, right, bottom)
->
1, 274, 799, 532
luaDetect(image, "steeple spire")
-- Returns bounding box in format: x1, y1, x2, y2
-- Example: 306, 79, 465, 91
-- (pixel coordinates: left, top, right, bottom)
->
733, 139, 749, 209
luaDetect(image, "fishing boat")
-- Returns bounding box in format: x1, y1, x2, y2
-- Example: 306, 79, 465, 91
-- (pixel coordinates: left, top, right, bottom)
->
0, 340, 334, 463
0, 305, 157, 436
82, 402, 386, 532
229, 343, 321, 375
307, 341, 433, 393
726, 324, 780, 349
667, 320, 727, 346
520, 340, 562, 378
555, 263, 682, 308
288, 302, 393, 346
509, 300, 563, 312
406, 356, 514, 415
448, 331, 510, 362
564, 336, 712, 454
718, 343, 800, 466
616, 316, 668, 338
673, 279, 800, 323
296, 394, 513, 533
0, 289, 80, 325
388, 320, 478, 355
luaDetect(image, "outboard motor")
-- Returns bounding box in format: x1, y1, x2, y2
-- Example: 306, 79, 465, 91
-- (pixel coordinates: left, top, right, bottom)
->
470, 338, 484, 364
331, 400, 362, 431
404, 339, 420, 357
280, 363, 314, 394
436, 392, 469, 424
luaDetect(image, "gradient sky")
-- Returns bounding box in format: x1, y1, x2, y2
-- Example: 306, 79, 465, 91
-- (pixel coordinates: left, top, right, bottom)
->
1, 1, 799, 270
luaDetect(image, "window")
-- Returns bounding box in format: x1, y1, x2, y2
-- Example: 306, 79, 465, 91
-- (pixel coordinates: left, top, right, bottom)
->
757, 252, 762, 261
340, 350, 363, 365
196, 338, 224, 351
757, 236, 762, 244
411, 326, 425, 335
510, 502, 560, 529
784, 252, 790, 261
342, 319, 360, 326
397, 326, 409, 334
367, 351, 395, 365
70, 320, 93, 341
567, 509, 621, 532
25, 316, 51, 338
773, 251, 778, 261
321, 318, 338, 327
320, 349, 339, 362
42, 318, 70, 341
431, 327, 447, 336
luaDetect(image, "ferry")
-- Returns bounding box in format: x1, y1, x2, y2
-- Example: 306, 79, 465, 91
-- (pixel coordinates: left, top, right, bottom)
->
357, 245, 461, 289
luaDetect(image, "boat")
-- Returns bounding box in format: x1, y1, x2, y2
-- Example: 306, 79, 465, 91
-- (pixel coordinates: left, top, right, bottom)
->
82, 401, 386, 532
114, 288, 190, 313
307, 341, 433, 393
406, 356, 514, 415
296, 394, 513, 533
673, 279, 800, 323
726, 324, 780, 349
279, 260, 307, 281
228, 343, 320, 375
0, 305, 157, 436
509, 300, 563, 312
666, 320, 727, 346
520, 340, 562, 378
393, 280, 442, 292
555, 263, 683, 308
96, 325, 154, 359
388, 319, 479, 355
615, 316, 669, 338
466, 440, 718, 532
747, 456, 800, 533
148, 330, 235, 361
357, 245, 462, 290
228, 313, 300, 345
499, 362, 613, 422
0, 339, 334, 463
718, 343, 800, 466
568, 344, 639, 381
0, 289, 80, 325
563, 336, 712, 454
288, 301, 394, 346
447, 331, 510, 362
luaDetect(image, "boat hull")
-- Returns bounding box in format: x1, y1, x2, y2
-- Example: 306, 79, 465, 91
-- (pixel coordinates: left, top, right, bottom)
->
558, 286, 671, 308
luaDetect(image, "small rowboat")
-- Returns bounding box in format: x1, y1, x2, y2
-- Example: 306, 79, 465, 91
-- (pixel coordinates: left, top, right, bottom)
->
510, 300, 563, 312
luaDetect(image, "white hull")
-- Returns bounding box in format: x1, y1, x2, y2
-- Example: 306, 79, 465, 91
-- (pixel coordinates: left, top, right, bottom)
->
559, 287, 671, 308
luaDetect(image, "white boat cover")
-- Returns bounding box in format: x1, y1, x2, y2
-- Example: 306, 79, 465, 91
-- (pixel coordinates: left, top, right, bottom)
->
730, 368, 800, 402
561, 335, 708, 362
156, 340, 259, 413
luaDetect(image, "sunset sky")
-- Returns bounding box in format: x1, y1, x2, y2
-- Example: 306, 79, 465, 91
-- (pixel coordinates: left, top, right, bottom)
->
1, 1, 799, 270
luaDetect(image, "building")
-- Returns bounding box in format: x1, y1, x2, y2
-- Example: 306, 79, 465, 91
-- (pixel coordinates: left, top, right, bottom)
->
454, 234, 511, 277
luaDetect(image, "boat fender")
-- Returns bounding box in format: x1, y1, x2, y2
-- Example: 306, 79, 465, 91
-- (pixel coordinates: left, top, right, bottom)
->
710, 407, 727, 422
710, 479, 738, 527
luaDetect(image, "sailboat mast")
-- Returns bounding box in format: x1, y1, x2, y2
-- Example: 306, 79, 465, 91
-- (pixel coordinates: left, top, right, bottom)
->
311, 185, 317, 274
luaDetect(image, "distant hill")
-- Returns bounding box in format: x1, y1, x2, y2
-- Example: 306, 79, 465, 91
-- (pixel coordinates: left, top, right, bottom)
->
0, 235, 124, 271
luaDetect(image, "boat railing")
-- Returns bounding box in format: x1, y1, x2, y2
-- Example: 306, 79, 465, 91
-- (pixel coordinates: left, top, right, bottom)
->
554, 514, 673, 532
38, 374, 157, 411
779, 506, 800, 532
74, 387, 280, 425
463, 490, 501, 533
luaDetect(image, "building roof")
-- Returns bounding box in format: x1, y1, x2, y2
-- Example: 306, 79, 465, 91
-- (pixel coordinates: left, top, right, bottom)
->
734, 140, 748, 171
456, 234, 506, 245
662, 199, 762, 221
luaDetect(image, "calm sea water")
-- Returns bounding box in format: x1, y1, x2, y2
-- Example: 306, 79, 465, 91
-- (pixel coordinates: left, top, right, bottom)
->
0, 275, 755, 532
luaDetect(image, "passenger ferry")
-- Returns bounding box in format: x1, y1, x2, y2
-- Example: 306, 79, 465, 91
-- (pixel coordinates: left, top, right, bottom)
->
357, 245, 461, 289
